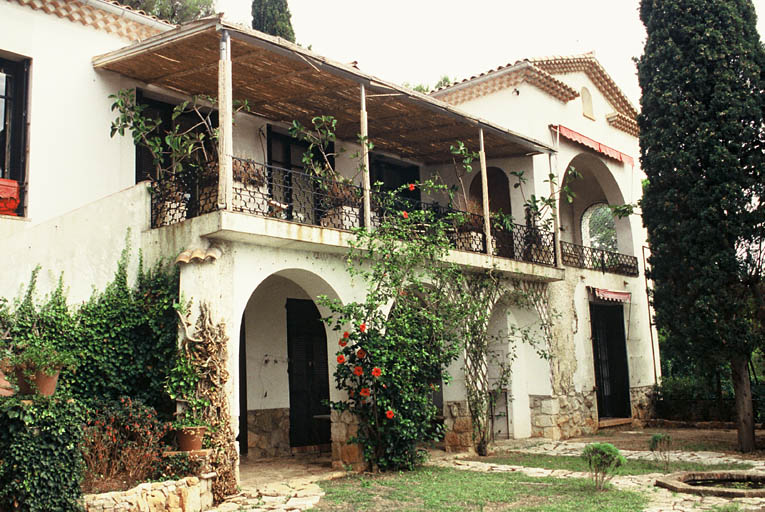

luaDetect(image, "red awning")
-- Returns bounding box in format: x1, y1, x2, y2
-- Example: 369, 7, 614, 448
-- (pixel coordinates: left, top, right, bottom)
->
590, 287, 631, 303
552, 125, 634, 166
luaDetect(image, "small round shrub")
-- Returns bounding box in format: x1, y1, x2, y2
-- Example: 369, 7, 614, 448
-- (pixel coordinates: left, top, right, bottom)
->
581, 442, 626, 490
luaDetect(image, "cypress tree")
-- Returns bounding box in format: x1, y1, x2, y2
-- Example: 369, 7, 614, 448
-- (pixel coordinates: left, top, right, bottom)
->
638, 0, 764, 451
251, 0, 296, 42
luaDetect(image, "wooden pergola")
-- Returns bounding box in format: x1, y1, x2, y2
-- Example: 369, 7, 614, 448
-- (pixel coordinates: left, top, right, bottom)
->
93, 16, 555, 243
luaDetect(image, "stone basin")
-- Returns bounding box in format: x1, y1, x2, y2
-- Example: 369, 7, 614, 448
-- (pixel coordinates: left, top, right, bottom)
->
655, 471, 765, 498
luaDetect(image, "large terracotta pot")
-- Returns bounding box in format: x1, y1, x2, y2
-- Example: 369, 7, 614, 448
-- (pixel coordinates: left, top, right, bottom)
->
176, 426, 207, 451
15, 367, 60, 396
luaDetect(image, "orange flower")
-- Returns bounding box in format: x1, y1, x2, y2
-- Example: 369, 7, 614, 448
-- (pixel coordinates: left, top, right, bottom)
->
402, 211, 409, 219
386, 410, 395, 419
337, 354, 346, 364
339, 338, 347, 347
343, 331, 350, 339
372, 367, 382, 377
353, 366, 364, 376
360, 388, 371, 397
356, 348, 367, 359
408, 183, 415, 191
359, 323, 367, 333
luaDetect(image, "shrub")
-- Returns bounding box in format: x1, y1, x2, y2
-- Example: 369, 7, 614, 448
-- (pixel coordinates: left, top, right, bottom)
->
151, 453, 203, 481
648, 433, 672, 472
81, 397, 170, 493
0, 396, 85, 512
582, 443, 626, 490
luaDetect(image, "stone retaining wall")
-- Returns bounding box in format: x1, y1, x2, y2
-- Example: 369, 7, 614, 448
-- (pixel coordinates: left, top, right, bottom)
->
84, 473, 216, 512
630, 385, 655, 422
443, 400, 473, 452
246, 408, 290, 458
529, 392, 598, 440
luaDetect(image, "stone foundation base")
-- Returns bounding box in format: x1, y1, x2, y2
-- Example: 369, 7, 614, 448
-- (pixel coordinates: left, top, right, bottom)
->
630, 385, 655, 422
529, 392, 598, 440
443, 400, 473, 452
331, 410, 364, 470
246, 408, 290, 459
84, 473, 216, 512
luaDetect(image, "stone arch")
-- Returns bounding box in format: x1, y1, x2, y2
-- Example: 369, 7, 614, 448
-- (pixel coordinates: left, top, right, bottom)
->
558, 153, 634, 255
238, 268, 343, 460
468, 166, 512, 215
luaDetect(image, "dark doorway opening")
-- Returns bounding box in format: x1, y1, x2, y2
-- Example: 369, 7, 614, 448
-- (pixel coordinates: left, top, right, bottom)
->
286, 299, 331, 450
590, 303, 631, 418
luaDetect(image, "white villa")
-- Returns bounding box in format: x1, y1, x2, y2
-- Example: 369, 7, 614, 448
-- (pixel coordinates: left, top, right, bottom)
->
0, 0, 659, 468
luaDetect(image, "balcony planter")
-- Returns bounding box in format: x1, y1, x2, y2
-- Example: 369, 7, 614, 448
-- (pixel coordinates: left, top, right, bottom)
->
0, 178, 20, 216
14, 366, 61, 396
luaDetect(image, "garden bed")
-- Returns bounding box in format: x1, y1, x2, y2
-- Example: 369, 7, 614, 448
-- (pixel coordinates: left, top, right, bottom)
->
84, 472, 216, 512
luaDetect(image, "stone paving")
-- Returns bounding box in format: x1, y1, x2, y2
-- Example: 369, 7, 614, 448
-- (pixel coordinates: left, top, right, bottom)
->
210, 440, 765, 511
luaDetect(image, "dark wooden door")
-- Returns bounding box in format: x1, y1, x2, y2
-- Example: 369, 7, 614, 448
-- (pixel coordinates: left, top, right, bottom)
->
590, 304, 631, 418
286, 299, 331, 447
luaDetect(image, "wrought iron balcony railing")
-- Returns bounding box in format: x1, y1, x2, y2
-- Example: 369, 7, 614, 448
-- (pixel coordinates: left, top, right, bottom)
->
149, 157, 558, 268
560, 240, 639, 277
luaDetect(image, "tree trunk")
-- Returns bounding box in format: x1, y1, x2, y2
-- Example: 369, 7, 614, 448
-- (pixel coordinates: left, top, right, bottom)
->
731, 353, 755, 452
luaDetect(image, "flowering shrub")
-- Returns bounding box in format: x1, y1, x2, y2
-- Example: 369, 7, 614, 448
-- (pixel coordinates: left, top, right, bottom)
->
321, 182, 470, 471
81, 397, 170, 493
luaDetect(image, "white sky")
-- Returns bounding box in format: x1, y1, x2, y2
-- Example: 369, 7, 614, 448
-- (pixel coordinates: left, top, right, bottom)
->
284, 0, 765, 108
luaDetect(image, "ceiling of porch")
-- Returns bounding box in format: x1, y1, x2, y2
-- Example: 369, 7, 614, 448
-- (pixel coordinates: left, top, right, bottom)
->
93, 17, 554, 164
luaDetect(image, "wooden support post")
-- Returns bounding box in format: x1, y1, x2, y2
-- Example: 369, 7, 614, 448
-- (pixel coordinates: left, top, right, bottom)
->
549, 153, 562, 267
478, 129, 493, 254
360, 84, 372, 229
218, 30, 234, 211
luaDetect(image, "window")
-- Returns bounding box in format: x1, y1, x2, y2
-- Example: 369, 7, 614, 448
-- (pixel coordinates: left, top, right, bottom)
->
581, 87, 595, 120
370, 154, 420, 203
0, 55, 30, 213
581, 202, 617, 251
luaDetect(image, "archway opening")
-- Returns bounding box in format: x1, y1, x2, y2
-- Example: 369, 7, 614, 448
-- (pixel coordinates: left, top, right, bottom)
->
468, 167, 512, 215
239, 271, 339, 460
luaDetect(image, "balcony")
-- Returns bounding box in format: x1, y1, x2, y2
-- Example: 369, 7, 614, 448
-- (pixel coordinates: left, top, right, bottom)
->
150, 158, 558, 268
560, 240, 639, 277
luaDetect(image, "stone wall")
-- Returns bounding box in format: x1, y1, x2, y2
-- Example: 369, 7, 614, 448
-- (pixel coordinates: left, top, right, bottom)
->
330, 409, 363, 469
443, 400, 473, 452
84, 473, 216, 512
630, 385, 655, 423
245, 408, 290, 458
529, 392, 598, 440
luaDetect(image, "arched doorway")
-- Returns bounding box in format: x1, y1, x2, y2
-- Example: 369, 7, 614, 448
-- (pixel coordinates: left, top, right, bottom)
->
469, 167, 512, 215
238, 271, 340, 458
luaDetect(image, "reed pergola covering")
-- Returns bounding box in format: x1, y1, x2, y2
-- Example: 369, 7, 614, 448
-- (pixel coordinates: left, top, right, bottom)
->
92, 17, 553, 164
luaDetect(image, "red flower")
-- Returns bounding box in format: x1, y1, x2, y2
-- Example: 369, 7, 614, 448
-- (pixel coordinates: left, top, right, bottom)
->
339, 338, 347, 347
402, 211, 409, 219
349, 390, 354, 397
337, 354, 346, 364
353, 366, 363, 376
360, 388, 371, 397
359, 323, 367, 333
386, 410, 395, 419
343, 331, 350, 339
408, 183, 415, 191
356, 349, 367, 359
372, 367, 382, 377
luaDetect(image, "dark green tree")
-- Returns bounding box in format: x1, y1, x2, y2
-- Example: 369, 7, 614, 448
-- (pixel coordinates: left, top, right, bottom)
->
638, 0, 764, 451
251, 0, 296, 42
120, 0, 213, 24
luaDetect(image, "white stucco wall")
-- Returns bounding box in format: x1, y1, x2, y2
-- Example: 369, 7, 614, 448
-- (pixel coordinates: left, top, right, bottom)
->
0, 2, 142, 224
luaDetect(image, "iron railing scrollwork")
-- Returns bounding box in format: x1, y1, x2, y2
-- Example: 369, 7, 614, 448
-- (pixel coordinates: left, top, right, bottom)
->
560, 240, 639, 276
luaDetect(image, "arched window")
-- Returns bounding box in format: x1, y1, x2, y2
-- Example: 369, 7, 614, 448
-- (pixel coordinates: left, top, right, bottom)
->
468, 167, 511, 215
581, 203, 617, 251
581, 87, 595, 120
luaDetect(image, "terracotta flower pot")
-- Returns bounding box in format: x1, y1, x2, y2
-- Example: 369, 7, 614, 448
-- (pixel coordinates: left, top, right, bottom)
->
176, 426, 207, 451
15, 367, 60, 396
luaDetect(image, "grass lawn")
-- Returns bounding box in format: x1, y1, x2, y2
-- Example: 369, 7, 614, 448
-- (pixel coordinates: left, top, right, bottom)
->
478, 451, 753, 475
315, 466, 647, 511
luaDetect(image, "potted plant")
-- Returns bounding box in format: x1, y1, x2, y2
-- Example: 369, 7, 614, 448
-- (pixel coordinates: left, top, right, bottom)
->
166, 353, 210, 451
8, 339, 75, 396
0, 178, 20, 216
